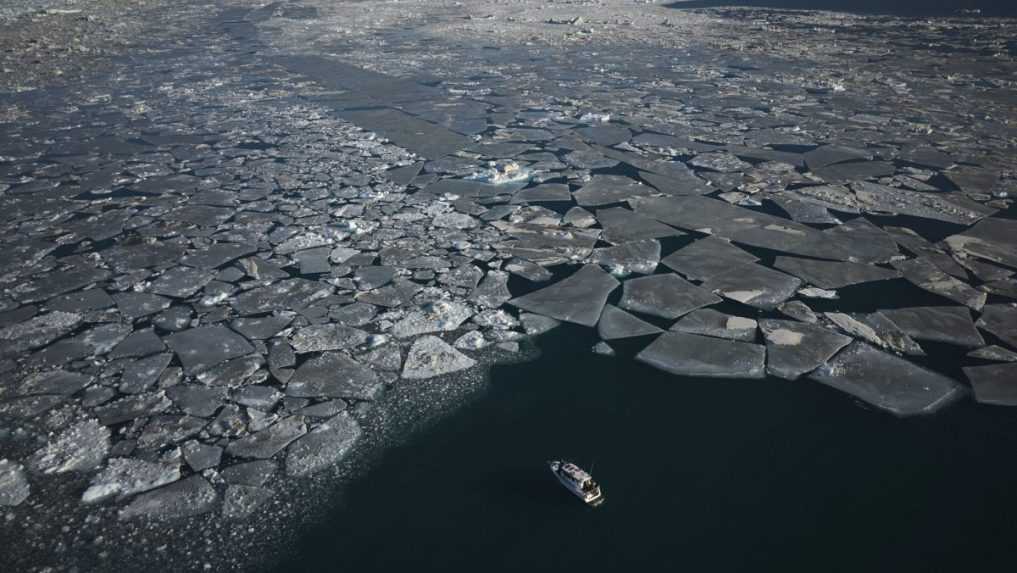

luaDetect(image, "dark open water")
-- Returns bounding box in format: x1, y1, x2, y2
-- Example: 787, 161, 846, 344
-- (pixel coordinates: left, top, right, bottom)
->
274, 324, 1017, 572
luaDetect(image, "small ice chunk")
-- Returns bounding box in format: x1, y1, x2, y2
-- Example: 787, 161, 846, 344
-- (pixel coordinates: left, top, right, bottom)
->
402, 336, 476, 380
225, 417, 307, 459
0, 460, 30, 506
286, 352, 382, 400
598, 305, 662, 340
391, 301, 473, 338
165, 326, 255, 375
223, 485, 274, 519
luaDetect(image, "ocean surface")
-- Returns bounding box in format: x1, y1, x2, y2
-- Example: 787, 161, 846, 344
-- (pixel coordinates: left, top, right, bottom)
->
274, 324, 1017, 572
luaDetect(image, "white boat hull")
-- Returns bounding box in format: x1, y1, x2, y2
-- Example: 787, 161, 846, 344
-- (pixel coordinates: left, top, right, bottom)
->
549, 461, 604, 507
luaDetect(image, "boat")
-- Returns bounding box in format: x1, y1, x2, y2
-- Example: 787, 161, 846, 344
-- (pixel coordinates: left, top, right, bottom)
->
548, 460, 604, 507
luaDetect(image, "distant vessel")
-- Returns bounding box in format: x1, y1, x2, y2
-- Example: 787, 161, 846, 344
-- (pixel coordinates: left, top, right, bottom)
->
548, 460, 604, 507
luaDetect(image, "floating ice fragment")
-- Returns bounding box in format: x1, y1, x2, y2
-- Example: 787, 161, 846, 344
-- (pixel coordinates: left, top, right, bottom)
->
82, 457, 181, 503
0, 460, 30, 506
402, 336, 476, 380
29, 419, 110, 475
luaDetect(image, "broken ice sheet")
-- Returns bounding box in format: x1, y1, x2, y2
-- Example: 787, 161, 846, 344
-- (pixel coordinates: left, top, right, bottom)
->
226, 417, 307, 460
759, 320, 852, 381
893, 257, 986, 311
661, 236, 759, 282
165, 325, 255, 375
701, 263, 801, 310
286, 352, 382, 400
823, 217, 901, 264
469, 271, 512, 309
149, 266, 215, 298
572, 175, 654, 207
597, 305, 662, 340
29, 419, 110, 475
591, 239, 660, 276
0, 459, 30, 507
671, 309, 757, 342
82, 457, 181, 503
803, 144, 872, 171
975, 305, 1017, 350
636, 331, 766, 379
94, 391, 172, 425
289, 324, 369, 353
688, 152, 752, 173
850, 181, 995, 225
13, 370, 92, 398
113, 292, 172, 320
232, 278, 333, 314
809, 342, 964, 417
0, 310, 82, 357
401, 335, 476, 380
772, 257, 900, 290
119, 352, 173, 394
768, 194, 841, 225
499, 223, 599, 265
286, 412, 362, 477
881, 306, 984, 348
967, 346, 1017, 363
508, 264, 618, 327
963, 363, 1017, 406
618, 273, 721, 320
230, 315, 294, 340
119, 475, 217, 520
812, 161, 896, 183
181, 242, 257, 269
632, 195, 851, 261
391, 301, 473, 338
944, 218, 1017, 270
594, 207, 683, 245
511, 183, 571, 204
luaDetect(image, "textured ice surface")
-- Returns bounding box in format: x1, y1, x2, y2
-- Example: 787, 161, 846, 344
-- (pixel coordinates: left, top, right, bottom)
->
29, 419, 110, 475
597, 305, 662, 340
119, 475, 217, 520
619, 273, 721, 320
82, 457, 181, 503
636, 332, 766, 379
286, 352, 382, 400
0, 460, 31, 506
963, 364, 1017, 406
759, 320, 852, 381
286, 412, 362, 477
166, 326, 256, 375
402, 336, 477, 379
810, 343, 965, 416
509, 265, 618, 327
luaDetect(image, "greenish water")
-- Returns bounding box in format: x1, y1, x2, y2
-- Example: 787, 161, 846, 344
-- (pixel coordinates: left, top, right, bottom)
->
274, 325, 1017, 572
